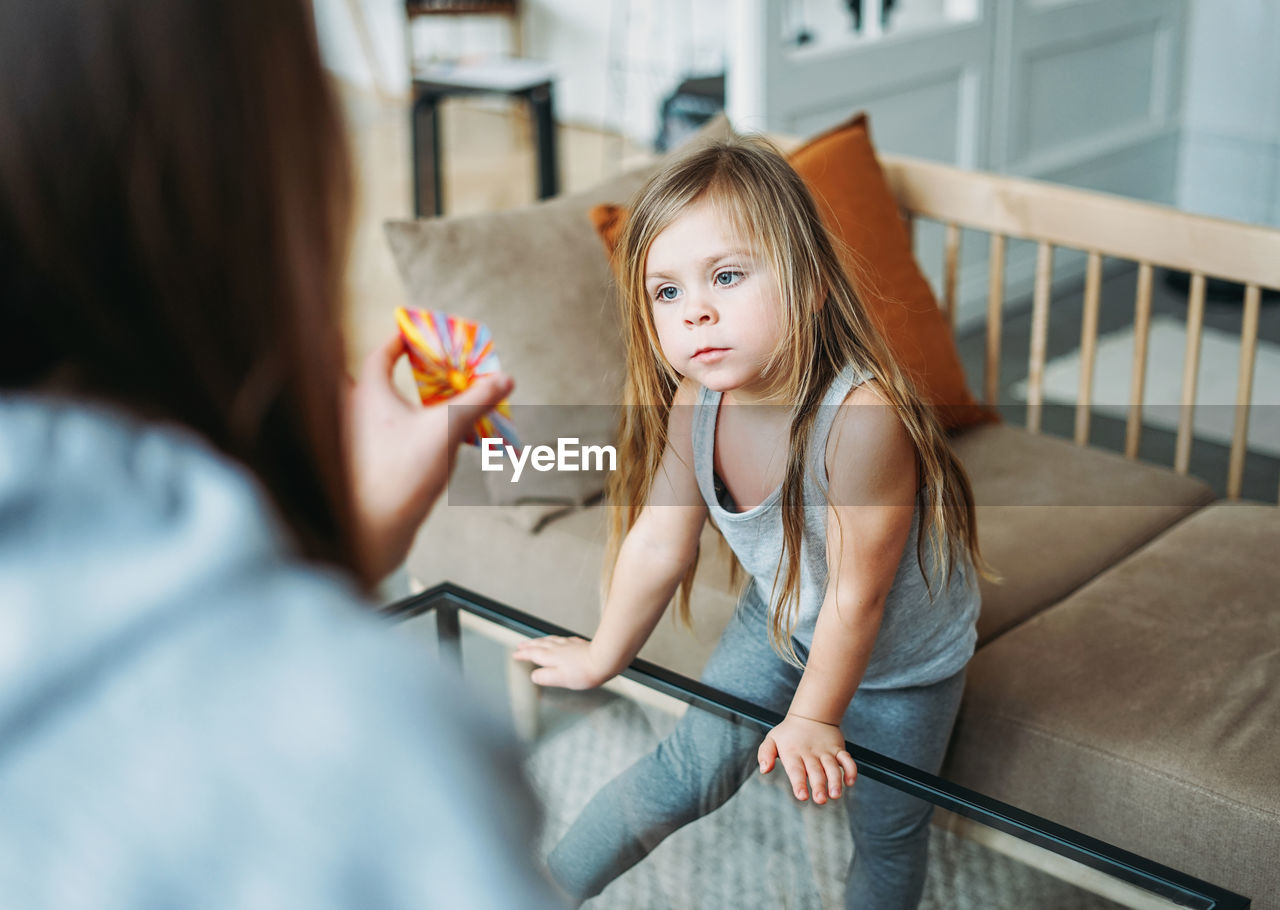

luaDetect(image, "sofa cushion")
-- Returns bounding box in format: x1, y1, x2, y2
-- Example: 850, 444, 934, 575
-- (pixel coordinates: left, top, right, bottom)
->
943, 502, 1280, 906
588, 112, 999, 432
384, 116, 735, 520
420, 420, 1215, 674
951, 423, 1216, 643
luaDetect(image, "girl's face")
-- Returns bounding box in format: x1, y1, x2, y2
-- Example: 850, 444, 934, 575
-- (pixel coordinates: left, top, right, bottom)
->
643, 198, 785, 402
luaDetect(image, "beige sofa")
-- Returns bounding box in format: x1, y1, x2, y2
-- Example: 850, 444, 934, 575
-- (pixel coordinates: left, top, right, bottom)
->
387, 125, 1280, 906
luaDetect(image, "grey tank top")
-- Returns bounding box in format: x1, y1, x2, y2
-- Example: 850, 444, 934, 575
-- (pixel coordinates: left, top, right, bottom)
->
693, 364, 979, 690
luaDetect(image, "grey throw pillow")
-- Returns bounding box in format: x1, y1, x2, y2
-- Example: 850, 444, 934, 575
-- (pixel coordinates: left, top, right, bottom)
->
384, 114, 735, 522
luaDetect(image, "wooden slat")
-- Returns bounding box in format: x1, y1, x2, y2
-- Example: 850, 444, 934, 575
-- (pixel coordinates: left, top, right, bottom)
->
769, 136, 1280, 504
944, 222, 961, 331
878, 153, 1280, 290
1174, 273, 1207, 475
1125, 264, 1154, 459
985, 233, 1006, 406
1227, 284, 1262, 500
1026, 242, 1054, 435
1074, 251, 1103, 445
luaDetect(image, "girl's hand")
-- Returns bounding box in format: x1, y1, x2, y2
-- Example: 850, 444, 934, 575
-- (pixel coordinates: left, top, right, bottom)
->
511, 636, 613, 690
758, 714, 858, 804
347, 331, 514, 581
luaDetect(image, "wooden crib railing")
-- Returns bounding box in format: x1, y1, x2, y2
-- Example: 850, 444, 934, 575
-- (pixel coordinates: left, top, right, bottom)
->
878, 153, 1280, 504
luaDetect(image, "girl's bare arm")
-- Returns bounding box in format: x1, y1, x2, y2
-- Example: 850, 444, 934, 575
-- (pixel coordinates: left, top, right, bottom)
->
512, 379, 707, 688
758, 381, 919, 803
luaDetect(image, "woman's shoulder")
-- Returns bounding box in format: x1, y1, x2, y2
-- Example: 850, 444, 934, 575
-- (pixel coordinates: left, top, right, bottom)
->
4, 569, 559, 908
0, 395, 559, 909
173, 569, 564, 905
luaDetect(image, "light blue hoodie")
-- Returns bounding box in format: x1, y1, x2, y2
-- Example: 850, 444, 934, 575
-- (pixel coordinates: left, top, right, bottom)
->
0, 395, 563, 909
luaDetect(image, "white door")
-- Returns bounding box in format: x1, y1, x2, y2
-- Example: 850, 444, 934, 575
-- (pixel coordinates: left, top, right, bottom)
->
726, 0, 1187, 329
995, 0, 1187, 202
729, 0, 994, 167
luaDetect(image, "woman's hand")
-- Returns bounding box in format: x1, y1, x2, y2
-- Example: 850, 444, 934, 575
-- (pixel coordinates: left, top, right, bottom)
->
758, 714, 858, 804
511, 636, 614, 690
347, 331, 513, 581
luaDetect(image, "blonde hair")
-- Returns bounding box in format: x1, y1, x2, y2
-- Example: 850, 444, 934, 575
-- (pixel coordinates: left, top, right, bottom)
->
606, 136, 994, 663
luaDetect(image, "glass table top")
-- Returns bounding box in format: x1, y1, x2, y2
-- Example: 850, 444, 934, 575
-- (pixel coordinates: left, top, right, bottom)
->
384, 583, 1250, 910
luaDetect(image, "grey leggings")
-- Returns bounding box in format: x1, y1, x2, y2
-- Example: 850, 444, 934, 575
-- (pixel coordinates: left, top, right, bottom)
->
547, 592, 967, 910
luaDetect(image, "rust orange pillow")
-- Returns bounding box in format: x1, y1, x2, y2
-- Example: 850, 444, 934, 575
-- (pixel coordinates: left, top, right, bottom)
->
589, 113, 998, 432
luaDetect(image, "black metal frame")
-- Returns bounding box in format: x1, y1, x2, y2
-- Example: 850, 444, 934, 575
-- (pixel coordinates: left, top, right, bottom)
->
383, 582, 1251, 910
406, 1, 517, 15
410, 76, 558, 217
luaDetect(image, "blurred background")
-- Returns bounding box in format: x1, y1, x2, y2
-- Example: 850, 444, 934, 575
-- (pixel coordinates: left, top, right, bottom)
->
317, 0, 1278, 504
314, 0, 1278, 338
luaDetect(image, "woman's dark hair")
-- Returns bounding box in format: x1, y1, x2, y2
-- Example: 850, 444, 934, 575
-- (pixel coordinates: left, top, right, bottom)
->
0, 1, 365, 580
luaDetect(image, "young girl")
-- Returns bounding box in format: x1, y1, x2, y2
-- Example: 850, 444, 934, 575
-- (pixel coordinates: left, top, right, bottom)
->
512, 137, 988, 910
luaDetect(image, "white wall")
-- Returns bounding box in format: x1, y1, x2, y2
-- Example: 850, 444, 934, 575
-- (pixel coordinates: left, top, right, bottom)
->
313, 0, 410, 97
525, 0, 731, 146
312, 0, 1280, 232
311, 0, 979, 148
729, 0, 1189, 330
317, 0, 731, 147
1177, 0, 1280, 227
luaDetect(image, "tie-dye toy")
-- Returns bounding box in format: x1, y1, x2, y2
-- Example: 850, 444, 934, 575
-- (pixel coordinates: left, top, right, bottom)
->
395, 307, 520, 450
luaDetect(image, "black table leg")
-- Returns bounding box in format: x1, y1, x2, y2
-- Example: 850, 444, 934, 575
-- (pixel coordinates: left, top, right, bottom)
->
412, 76, 557, 215
528, 81, 558, 200
437, 603, 461, 667
411, 88, 444, 217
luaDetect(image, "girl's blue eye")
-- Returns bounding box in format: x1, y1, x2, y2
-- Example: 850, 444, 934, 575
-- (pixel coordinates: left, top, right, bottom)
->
715, 270, 743, 287
656, 286, 679, 301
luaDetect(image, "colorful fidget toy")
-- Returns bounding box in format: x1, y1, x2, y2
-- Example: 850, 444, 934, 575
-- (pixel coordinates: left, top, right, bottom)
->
395, 307, 520, 450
